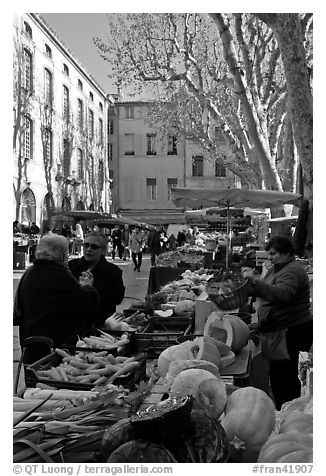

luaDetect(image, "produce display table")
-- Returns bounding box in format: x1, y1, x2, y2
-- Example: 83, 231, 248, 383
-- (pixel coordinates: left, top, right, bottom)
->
147, 266, 184, 294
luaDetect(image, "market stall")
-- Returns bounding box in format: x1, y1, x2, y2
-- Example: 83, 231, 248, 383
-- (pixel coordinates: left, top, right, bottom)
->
13, 263, 313, 464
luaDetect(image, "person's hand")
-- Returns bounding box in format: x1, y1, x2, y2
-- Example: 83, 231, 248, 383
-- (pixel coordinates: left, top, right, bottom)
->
241, 267, 256, 280
79, 270, 94, 287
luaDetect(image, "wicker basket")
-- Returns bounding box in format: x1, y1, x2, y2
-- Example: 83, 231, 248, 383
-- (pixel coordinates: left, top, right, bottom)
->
206, 279, 249, 310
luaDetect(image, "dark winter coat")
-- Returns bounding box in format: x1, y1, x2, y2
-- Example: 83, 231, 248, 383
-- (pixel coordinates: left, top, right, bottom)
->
13, 259, 100, 348
253, 257, 312, 333
68, 255, 125, 326
147, 231, 162, 254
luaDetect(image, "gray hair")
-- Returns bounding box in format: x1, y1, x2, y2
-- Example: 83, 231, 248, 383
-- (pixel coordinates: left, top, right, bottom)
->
36, 232, 69, 264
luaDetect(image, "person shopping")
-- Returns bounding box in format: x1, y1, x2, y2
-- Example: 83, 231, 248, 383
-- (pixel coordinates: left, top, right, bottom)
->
129, 225, 145, 272
147, 225, 163, 266
69, 231, 125, 328
13, 233, 99, 364
241, 235, 312, 410
122, 224, 131, 260
111, 225, 123, 260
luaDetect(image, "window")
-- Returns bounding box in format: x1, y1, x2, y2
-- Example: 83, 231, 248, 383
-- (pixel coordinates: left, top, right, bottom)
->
167, 135, 177, 155
63, 139, 70, 176
23, 48, 33, 92
108, 143, 113, 161
23, 116, 32, 160
63, 63, 69, 76
99, 102, 103, 112
45, 44, 52, 58
146, 178, 157, 200
63, 85, 70, 121
98, 160, 104, 189
192, 156, 204, 177
108, 120, 114, 135
89, 91, 94, 102
77, 148, 83, 179
124, 134, 134, 155
215, 161, 226, 177
167, 178, 178, 199
78, 79, 83, 90
125, 106, 134, 119
108, 169, 113, 189
99, 118, 103, 145
44, 69, 52, 106
146, 134, 157, 155
24, 21, 32, 39
89, 155, 94, 182
77, 99, 83, 130
44, 129, 52, 164
88, 109, 94, 139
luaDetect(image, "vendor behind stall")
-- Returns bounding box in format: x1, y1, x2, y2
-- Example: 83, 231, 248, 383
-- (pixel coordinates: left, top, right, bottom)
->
13, 233, 99, 363
68, 231, 125, 327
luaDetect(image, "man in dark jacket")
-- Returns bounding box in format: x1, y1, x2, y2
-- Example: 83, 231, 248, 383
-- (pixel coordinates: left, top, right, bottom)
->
111, 225, 123, 259
147, 225, 163, 266
69, 231, 125, 327
13, 233, 99, 363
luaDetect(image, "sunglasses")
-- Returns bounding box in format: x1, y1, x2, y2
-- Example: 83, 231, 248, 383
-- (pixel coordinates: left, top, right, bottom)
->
83, 243, 101, 250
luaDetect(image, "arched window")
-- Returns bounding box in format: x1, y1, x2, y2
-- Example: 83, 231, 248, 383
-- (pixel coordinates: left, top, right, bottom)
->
21, 188, 36, 223
88, 202, 94, 211
89, 91, 94, 101
63, 63, 69, 76
42, 192, 55, 220
45, 44, 52, 58
44, 68, 53, 106
63, 139, 70, 177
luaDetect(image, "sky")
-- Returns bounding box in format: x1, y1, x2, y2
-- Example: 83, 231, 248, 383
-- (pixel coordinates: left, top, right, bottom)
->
41, 13, 114, 94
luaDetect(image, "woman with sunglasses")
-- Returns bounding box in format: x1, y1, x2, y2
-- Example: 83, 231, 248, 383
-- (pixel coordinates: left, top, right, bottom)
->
241, 234, 312, 410
69, 231, 125, 328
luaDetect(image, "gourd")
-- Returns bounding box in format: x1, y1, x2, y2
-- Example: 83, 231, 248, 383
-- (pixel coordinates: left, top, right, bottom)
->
257, 433, 313, 463
279, 412, 313, 435
169, 368, 227, 419
107, 439, 178, 463
167, 359, 220, 381
221, 386, 276, 462
204, 311, 250, 353
174, 409, 228, 463
157, 337, 222, 377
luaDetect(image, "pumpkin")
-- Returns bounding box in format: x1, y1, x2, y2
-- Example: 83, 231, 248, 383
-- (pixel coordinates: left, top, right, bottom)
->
98, 418, 136, 462
257, 433, 313, 463
107, 439, 178, 463
169, 368, 227, 419
221, 386, 276, 462
279, 412, 313, 435
157, 336, 221, 377
204, 311, 250, 353
167, 359, 221, 381
174, 409, 228, 463
202, 335, 231, 356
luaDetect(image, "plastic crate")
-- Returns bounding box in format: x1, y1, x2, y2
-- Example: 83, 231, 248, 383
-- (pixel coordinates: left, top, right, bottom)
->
25, 350, 147, 391
135, 316, 194, 358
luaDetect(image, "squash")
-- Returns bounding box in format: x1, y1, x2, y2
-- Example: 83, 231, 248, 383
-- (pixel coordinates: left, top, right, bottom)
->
170, 368, 227, 419
174, 409, 228, 463
279, 412, 313, 435
204, 311, 250, 353
167, 359, 220, 381
202, 335, 231, 356
98, 418, 136, 462
107, 439, 178, 463
174, 299, 194, 315
157, 336, 222, 377
257, 432, 313, 463
221, 386, 276, 462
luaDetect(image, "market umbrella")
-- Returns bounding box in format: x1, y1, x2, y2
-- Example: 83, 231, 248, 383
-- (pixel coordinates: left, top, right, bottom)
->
171, 187, 302, 269
93, 217, 140, 227
51, 210, 110, 220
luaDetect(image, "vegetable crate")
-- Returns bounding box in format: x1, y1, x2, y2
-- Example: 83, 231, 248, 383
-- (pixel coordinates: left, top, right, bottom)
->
63, 330, 137, 356
25, 351, 147, 391
135, 316, 194, 359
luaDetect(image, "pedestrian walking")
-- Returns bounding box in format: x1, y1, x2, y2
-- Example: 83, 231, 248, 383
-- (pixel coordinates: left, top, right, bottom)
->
111, 225, 123, 260
147, 225, 163, 266
129, 225, 145, 271
122, 224, 131, 260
